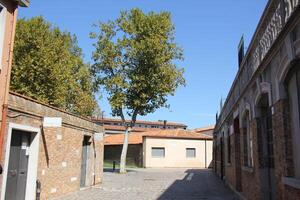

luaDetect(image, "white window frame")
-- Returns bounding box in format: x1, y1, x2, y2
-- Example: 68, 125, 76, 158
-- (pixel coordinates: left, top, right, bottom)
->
0, 2, 7, 70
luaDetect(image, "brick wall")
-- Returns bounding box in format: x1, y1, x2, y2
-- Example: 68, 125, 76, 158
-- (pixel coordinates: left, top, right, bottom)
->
239, 120, 261, 200
273, 99, 300, 200
0, 93, 104, 199
225, 134, 236, 189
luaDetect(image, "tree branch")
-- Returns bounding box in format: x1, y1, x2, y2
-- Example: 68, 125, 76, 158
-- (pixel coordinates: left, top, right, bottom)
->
130, 109, 139, 128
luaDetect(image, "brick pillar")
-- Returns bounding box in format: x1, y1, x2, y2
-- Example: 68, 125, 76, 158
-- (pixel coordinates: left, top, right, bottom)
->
272, 99, 294, 200
250, 119, 263, 200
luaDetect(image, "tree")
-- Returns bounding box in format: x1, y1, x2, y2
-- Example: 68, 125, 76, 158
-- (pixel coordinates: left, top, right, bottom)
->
91, 8, 185, 173
10, 16, 98, 116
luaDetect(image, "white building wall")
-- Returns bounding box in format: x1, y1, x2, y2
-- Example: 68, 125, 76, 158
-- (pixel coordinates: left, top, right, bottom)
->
143, 137, 212, 168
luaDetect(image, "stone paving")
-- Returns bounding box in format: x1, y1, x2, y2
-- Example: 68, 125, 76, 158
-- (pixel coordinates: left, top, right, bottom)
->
56, 168, 240, 200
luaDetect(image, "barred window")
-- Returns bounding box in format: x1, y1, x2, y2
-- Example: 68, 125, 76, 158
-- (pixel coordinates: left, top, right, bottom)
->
242, 111, 253, 167
227, 128, 231, 163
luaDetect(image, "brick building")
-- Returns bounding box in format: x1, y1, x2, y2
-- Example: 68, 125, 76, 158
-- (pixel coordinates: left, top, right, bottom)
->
213, 0, 300, 199
94, 118, 187, 135
0, 92, 104, 200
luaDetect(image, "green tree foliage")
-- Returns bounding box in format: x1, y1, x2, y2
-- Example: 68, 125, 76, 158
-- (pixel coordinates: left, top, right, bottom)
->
10, 16, 98, 116
91, 8, 185, 172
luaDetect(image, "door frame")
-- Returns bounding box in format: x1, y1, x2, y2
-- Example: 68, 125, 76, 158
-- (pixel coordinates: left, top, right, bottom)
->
1, 123, 40, 200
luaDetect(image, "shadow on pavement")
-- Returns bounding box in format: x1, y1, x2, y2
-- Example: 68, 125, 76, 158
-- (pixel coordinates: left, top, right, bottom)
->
157, 169, 240, 200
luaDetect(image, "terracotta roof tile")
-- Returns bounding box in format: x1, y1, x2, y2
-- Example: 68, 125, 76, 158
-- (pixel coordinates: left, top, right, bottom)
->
104, 128, 212, 145
194, 125, 215, 133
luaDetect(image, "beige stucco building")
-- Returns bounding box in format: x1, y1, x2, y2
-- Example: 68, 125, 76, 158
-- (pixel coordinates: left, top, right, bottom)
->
104, 127, 213, 169
143, 136, 213, 168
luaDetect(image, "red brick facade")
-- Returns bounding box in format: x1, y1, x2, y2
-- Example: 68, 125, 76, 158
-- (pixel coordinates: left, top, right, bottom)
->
0, 93, 104, 199
213, 1, 300, 199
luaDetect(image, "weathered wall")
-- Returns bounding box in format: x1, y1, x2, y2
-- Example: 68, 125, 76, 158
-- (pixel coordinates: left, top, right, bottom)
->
144, 137, 212, 168
0, 93, 104, 200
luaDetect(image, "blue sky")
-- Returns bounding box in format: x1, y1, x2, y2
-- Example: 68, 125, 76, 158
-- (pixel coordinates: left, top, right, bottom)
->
18, 0, 267, 129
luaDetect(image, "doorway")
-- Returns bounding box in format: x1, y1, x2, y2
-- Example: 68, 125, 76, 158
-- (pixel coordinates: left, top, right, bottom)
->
257, 94, 275, 200
5, 130, 31, 200
1, 123, 40, 200
80, 136, 91, 188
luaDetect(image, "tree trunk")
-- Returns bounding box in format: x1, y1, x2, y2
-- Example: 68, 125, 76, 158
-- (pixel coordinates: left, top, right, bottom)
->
119, 127, 131, 173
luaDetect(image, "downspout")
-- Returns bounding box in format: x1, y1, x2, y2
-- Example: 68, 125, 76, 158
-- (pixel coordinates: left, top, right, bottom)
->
205, 139, 207, 168
0, 4, 18, 171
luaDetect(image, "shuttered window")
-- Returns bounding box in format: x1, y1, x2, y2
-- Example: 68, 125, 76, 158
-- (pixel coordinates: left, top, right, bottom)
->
151, 147, 165, 158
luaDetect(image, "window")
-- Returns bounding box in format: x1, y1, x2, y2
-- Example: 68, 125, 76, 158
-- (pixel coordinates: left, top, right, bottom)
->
287, 67, 300, 179
186, 148, 196, 158
227, 128, 231, 163
242, 111, 253, 167
0, 3, 7, 70
151, 147, 165, 158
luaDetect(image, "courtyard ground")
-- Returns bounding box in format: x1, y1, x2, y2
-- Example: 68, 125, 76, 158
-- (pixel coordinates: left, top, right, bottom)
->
56, 168, 240, 200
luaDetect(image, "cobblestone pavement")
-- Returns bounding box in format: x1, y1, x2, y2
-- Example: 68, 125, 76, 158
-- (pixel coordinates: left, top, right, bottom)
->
57, 168, 240, 200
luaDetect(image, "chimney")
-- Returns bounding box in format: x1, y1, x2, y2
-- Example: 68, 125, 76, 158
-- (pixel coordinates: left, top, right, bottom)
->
163, 120, 167, 129
238, 36, 245, 68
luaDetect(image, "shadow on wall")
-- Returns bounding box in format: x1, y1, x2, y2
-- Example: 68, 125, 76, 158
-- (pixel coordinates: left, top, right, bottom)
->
208, 161, 213, 168
104, 144, 143, 167
157, 169, 239, 200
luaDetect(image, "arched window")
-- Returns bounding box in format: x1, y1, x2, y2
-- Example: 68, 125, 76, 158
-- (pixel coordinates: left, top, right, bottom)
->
242, 110, 253, 167
286, 66, 300, 179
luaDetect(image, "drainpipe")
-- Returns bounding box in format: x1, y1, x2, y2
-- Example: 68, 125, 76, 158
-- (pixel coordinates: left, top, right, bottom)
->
205, 139, 207, 168
0, 4, 18, 172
